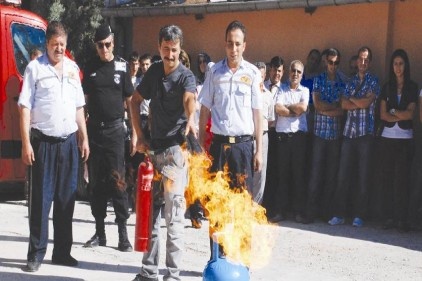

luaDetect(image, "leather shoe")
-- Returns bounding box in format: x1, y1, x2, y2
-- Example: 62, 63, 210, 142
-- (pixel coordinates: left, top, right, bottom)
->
397, 221, 410, 233
295, 213, 305, 223
269, 213, 285, 223
301, 216, 314, 224
23, 259, 41, 272
132, 274, 159, 281
118, 240, 133, 252
84, 234, 106, 247
382, 219, 395, 230
52, 255, 78, 267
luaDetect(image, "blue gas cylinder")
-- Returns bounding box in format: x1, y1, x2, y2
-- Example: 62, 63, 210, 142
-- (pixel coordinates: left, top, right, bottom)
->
203, 234, 250, 281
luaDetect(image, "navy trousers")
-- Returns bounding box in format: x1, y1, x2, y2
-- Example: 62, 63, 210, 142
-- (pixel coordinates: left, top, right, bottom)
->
209, 139, 254, 191
27, 132, 78, 262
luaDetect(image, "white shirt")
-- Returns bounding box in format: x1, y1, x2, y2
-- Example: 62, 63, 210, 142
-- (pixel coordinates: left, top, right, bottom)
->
199, 58, 262, 136
275, 83, 309, 133
18, 55, 85, 137
261, 88, 275, 132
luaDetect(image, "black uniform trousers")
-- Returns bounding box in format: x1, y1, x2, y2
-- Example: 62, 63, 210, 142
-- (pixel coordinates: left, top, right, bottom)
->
27, 130, 78, 262
274, 131, 307, 215
88, 121, 130, 223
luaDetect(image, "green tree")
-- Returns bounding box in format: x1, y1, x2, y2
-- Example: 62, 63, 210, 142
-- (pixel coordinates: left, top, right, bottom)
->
22, 0, 104, 68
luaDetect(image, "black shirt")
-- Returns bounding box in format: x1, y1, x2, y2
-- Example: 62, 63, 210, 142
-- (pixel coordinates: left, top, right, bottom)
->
136, 61, 196, 140
83, 56, 134, 122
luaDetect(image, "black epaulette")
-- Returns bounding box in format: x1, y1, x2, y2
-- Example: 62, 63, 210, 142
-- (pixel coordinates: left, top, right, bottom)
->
115, 56, 128, 64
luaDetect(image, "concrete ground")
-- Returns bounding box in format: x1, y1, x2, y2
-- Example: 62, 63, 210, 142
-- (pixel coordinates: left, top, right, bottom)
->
0, 195, 422, 281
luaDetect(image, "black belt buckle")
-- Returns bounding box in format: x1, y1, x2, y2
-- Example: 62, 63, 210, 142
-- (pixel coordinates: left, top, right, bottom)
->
214, 134, 252, 144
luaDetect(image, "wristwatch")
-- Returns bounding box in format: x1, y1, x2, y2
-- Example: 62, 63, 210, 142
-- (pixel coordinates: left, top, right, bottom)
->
389, 108, 396, 115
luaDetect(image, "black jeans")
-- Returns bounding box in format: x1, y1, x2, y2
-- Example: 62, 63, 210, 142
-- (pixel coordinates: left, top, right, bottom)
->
28, 132, 78, 262
379, 137, 413, 222
88, 122, 130, 223
274, 131, 307, 215
306, 136, 341, 219
332, 135, 374, 219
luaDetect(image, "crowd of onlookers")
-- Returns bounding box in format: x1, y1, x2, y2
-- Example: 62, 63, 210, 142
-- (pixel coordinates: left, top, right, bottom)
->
125, 45, 422, 233
125, 47, 422, 231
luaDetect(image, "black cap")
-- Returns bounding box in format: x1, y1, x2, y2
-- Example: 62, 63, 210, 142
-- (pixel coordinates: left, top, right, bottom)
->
94, 24, 112, 42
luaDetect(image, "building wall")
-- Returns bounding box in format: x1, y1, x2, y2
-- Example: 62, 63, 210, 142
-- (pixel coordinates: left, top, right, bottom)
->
132, 0, 422, 86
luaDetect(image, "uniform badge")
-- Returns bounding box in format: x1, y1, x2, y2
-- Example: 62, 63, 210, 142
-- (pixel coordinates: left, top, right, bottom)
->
240, 75, 252, 85
114, 74, 121, 84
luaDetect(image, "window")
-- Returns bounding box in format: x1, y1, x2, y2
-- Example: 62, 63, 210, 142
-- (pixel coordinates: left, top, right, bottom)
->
11, 23, 45, 76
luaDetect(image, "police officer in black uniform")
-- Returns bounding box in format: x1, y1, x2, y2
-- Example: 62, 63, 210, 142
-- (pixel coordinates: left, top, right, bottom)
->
82, 24, 134, 252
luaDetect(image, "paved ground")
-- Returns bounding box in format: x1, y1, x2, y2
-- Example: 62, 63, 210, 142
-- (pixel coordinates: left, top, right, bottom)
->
0, 194, 422, 281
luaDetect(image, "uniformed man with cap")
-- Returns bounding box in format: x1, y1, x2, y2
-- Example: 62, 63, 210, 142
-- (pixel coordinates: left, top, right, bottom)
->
82, 24, 134, 252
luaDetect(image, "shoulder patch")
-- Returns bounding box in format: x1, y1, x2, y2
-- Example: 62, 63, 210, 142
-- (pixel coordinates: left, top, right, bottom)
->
115, 61, 126, 72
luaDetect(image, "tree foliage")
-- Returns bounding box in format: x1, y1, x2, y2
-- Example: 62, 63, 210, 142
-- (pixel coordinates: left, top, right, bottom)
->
22, 0, 104, 68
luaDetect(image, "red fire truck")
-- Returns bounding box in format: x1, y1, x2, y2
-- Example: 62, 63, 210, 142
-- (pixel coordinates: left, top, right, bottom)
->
0, 1, 47, 192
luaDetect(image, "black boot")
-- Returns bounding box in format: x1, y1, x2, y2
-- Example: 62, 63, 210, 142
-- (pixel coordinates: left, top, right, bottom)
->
84, 220, 107, 247
118, 222, 133, 252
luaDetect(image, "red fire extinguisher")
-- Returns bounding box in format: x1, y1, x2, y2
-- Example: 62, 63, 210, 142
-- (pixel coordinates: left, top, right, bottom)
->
134, 156, 154, 252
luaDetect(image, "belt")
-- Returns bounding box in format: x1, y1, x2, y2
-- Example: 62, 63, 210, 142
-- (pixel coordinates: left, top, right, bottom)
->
277, 131, 304, 139
88, 118, 123, 128
31, 129, 72, 143
212, 134, 253, 144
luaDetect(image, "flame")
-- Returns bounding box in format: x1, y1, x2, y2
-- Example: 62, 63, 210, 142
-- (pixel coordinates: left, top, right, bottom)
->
186, 152, 275, 268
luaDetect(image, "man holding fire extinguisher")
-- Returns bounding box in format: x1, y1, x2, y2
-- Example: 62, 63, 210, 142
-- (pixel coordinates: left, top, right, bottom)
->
130, 25, 197, 281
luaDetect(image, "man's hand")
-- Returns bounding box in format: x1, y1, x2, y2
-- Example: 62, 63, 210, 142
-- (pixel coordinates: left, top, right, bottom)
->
185, 119, 197, 138
131, 134, 150, 156
253, 151, 262, 172
21, 142, 34, 166
79, 139, 90, 162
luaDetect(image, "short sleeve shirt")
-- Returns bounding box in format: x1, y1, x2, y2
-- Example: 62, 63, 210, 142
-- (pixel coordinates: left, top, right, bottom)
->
261, 88, 275, 132
275, 83, 309, 133
198, 58, 262, 136
136, 61, 196, 140
83, 56, 133, 122
18, 55, 85, 137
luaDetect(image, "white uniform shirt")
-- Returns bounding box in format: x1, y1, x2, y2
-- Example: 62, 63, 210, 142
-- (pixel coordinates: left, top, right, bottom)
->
199, 58, 262, 136
261, 88, 275, 132
18, 55, 85, 137
275, 83, 309, 133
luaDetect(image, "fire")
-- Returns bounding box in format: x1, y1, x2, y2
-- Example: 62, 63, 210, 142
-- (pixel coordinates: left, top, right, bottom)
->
186, 152, 275, 268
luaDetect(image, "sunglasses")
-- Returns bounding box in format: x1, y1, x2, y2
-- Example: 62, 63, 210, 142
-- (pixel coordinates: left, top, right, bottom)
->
328, 60, 340, 66
96, 41, 112, 49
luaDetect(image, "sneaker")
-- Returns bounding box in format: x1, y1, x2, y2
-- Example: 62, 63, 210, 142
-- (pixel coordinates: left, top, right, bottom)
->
328, 216, 344, 226
23, 259, 41, 272
352, 217, 363, 227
